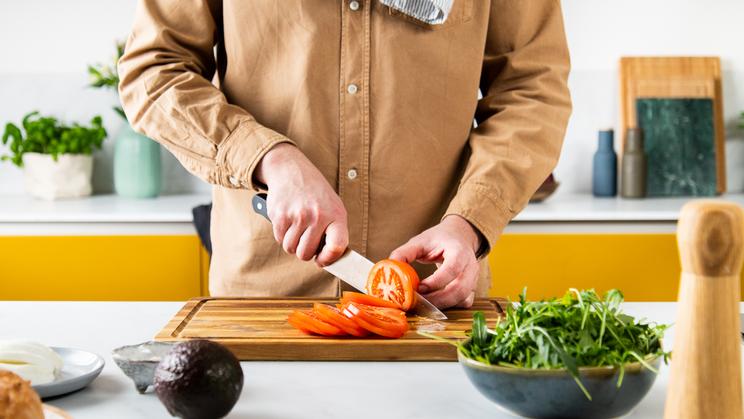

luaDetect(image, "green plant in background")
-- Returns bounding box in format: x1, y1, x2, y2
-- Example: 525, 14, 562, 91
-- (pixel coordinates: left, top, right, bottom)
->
1, 111, 107, 167
88, 41, 126, 120
423, 288, 669, 400
740, 111, 744, 129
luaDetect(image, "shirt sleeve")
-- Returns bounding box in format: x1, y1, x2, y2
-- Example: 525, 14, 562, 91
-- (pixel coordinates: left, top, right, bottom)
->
445, 0, 572, 249
117, 0, 294, 190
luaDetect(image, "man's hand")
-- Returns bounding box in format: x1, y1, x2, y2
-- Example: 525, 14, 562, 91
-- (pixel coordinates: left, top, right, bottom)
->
389, 215, 481, 309
255, 143, 349, 266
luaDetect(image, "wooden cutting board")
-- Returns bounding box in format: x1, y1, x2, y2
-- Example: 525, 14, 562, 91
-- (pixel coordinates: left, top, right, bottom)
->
154, 297, 508, 361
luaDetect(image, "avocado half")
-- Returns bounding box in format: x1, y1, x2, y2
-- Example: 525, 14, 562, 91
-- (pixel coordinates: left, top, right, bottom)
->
154, 340, 243, 419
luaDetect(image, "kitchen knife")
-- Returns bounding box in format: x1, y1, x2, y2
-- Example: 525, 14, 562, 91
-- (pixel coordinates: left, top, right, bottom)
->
251, 193, 447, 320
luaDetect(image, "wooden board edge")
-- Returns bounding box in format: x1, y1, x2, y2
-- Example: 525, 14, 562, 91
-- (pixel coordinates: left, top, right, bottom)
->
154, 297, 211, 340
714, 77, 726, 193
153, 338, 463, 361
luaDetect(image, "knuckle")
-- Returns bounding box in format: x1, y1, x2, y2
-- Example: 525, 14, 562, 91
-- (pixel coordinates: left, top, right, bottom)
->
283, 238, 296, 254
295, 209, 308, 224
332, 204, 347, 220
443, 264, 461, 278
309, 203, 322, 217
457, 288, 470, 302
273, 214, 289, 228
338, 234, 349, 248
298, 248, 313, 261
307, 210, 320, 225
272, 226, 284, 241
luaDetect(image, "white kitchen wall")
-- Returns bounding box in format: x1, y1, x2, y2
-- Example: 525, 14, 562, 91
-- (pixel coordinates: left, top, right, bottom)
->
1, 0, 743, 195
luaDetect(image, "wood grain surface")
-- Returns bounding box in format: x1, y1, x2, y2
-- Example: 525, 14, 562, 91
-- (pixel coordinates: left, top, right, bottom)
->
155, 297, 507, 361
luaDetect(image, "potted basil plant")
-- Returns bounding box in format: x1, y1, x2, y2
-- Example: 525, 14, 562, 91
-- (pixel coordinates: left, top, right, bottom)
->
1, 112, 106, 200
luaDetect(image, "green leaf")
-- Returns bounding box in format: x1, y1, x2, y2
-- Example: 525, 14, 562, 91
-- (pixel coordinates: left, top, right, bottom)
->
114, 107, 127, 121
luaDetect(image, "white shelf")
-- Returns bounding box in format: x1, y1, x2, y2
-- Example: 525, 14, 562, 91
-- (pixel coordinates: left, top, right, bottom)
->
515, 192, 744, 222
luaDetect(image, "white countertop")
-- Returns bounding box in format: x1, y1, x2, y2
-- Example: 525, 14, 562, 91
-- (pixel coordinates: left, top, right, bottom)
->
2, 192, 743, 223
0, 301, 695, 419
0, 194, 211, 223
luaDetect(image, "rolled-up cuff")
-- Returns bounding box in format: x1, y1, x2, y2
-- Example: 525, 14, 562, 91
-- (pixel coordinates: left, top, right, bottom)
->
443, 183, 514, 254
215, 121, 295, 191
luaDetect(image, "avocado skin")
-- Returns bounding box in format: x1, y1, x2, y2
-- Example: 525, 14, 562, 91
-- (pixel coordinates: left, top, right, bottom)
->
154, 340, 243, 419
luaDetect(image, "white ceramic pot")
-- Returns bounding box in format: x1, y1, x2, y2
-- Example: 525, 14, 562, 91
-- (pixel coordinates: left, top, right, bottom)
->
23, 152, 94, 200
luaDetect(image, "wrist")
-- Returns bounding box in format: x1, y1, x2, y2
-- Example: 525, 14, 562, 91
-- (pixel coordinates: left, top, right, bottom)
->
443, 215, 481, 255
254, 143, 297, 185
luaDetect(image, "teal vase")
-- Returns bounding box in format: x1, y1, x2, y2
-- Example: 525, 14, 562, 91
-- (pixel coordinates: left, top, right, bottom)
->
114, 124, 161, 198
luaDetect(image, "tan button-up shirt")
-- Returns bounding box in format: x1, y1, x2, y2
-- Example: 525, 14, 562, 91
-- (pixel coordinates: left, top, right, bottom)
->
118, 0, 571, 297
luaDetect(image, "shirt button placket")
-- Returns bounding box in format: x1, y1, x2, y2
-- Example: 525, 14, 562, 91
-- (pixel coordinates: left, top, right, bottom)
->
339, 0, 368, 254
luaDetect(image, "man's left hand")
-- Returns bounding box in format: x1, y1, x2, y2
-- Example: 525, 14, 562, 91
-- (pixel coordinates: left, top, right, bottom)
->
389, 215, 482, 309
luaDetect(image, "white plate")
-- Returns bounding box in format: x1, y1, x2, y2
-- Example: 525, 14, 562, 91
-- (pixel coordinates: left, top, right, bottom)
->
33, 347, 105, 399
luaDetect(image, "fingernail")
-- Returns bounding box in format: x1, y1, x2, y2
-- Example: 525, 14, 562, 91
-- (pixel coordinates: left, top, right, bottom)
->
418, 284, 429, 294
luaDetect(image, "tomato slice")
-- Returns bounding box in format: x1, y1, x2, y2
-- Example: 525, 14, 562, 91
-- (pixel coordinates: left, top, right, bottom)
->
287, 310, 346, 336
366, 259, 420, 311
342, 302, 409, 338
340, 291, 401, 309
312, 303, 369, 337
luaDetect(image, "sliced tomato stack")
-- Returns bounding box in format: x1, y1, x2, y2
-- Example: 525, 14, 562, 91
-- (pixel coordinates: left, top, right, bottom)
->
340, 301, 408, 338
287, 259, 421, 339
312, 303, 369, 337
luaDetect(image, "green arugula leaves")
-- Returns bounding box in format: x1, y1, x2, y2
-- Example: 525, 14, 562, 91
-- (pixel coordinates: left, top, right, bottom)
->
427, 289, 670, 400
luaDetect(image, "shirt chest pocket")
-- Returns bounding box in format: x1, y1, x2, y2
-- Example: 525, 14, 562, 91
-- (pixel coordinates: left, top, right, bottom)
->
374, 0, 474, 30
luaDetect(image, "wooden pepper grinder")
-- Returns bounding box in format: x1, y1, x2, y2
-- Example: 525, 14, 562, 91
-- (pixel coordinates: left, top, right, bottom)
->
664, 200, 744, 419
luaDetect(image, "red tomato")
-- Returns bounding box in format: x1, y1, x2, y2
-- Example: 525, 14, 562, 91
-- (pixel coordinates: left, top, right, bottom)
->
340, 291, 401, 309
287, 310, 346, 336
312, 303, 369, 337
366, 259, 420, 311
341, 302, 409, 338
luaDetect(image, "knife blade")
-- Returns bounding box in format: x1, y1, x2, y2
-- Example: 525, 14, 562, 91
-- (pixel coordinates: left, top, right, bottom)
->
251, 193, 447, 320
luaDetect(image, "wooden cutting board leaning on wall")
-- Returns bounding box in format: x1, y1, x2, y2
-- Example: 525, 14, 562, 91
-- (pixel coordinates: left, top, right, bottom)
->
619, 57, 725, 196
155, 297, 507, 361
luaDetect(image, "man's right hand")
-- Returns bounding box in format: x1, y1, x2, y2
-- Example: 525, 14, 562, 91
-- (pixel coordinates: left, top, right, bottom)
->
254, 143, 349, 266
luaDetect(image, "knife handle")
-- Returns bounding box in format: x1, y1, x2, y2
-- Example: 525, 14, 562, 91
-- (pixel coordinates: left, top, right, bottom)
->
251, 193, 270, 221
252, 193, 327, 252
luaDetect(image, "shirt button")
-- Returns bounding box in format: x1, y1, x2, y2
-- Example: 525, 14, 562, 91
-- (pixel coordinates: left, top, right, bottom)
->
349, 1, 360, 11
347, 168, 358, 180
347, 83, 358, 95
228, 176, 240, 186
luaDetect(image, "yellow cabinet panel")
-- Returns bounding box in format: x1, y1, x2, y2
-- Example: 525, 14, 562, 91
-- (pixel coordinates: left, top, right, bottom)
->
0, 236, 205, 301
5, 233, 741, 302
488, 233, 744, 302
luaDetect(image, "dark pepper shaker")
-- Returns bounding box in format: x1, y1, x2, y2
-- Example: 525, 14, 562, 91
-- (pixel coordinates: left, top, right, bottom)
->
621, 128, 647, 198
592, 129, 617, 197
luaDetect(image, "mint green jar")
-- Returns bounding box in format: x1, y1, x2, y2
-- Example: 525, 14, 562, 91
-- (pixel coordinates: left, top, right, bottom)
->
114, 124, 161, 198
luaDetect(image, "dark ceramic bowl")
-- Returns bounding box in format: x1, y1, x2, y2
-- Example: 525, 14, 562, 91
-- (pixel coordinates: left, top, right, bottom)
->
459, 348, 661, 419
